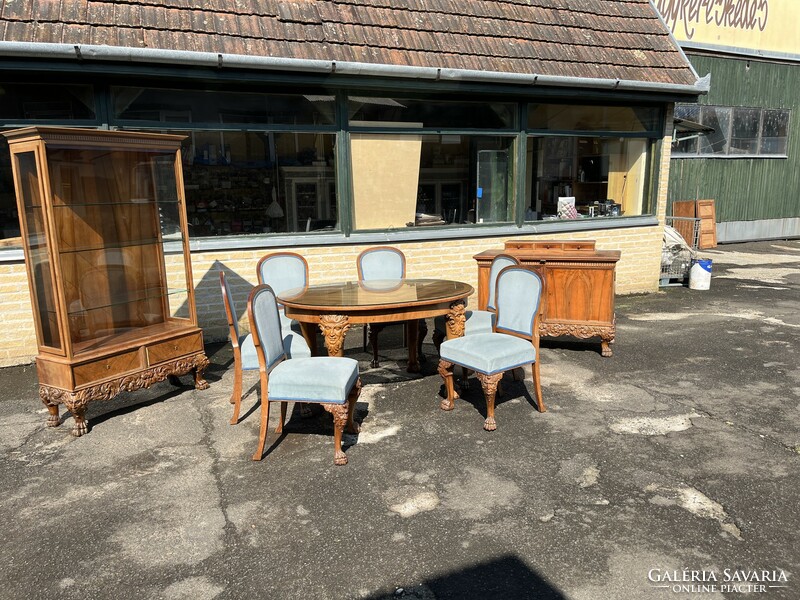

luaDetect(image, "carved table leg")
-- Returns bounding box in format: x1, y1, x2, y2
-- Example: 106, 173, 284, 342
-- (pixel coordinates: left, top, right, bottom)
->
319, 314, 351, 358
438, 359, 458, 410
444, 300, 467, 340
39, 386, 61, 428
323, 403, 349, 466
476, 371, 503, 431
193, 354, 210, 390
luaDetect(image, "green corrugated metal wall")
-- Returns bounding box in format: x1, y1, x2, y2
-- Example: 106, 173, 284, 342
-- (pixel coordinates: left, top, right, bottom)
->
668, 54, 800, 222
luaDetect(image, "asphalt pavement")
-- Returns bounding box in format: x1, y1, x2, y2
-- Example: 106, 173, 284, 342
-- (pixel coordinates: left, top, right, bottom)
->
1, 239, 799, 600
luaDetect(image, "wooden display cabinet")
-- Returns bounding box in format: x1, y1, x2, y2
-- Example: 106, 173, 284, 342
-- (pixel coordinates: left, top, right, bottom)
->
4, 127, 209, 436
474, 240, 620, 356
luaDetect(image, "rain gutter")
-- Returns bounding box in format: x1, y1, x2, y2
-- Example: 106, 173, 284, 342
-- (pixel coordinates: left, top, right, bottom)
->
0, 42, 710, 96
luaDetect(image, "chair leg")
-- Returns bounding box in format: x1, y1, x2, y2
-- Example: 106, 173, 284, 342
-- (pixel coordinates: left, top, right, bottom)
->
252, 373, 271, 461
476, 371, 503, 431
438, 359, 457, 410
323, 403, 349, 466
346, 378, 362, 434
276, 401, 287, 433
532, 361, 546, 413
229, 351, 243, 425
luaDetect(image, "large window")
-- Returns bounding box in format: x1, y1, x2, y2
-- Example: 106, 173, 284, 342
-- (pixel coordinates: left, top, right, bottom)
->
177, 130, 338, 236
673, 104, 790, 157
350, 132, 515, 230
524, 103, 658, 221
0, 84, 665, 248
526, 136, 653, 220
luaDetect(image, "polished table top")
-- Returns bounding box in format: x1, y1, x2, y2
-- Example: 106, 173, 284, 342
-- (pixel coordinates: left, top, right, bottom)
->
278, 278, 474, 311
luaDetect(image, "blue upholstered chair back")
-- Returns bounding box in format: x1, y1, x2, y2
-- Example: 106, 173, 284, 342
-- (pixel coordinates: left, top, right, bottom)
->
220, 271, 240, 339
487, 254, 521, 311
257, 253, 308, 301
494, 266, 543, 339
249, 285, 287, 371
358, 247, 406, 281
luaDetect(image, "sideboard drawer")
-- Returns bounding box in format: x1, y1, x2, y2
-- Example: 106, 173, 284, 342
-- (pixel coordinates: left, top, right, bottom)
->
147, 333, 203, 365
74, 350, 142, 387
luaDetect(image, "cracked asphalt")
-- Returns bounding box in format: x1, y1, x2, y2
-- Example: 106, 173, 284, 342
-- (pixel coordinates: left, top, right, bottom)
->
1, 239, 799, 600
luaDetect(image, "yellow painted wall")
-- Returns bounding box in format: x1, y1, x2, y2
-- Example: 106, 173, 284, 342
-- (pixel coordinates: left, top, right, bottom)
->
655, 0, 799, 56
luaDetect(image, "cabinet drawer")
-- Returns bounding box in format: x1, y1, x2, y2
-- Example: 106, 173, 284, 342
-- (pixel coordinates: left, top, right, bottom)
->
147, 333, 203, 365
73, 351, 142, 387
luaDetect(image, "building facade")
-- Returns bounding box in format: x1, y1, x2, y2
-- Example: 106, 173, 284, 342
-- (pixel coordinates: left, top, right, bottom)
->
0, 0, 704, 366
656, 0, 800, 242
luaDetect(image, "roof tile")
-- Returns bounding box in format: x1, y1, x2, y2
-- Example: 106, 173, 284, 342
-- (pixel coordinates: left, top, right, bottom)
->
0, 0, 698, 88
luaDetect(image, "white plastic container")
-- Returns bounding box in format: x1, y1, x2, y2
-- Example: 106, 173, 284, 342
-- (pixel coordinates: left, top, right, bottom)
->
689, 258, 712, 290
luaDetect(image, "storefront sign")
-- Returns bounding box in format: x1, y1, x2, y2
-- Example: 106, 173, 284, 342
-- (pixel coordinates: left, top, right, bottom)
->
654, 0, 799, 57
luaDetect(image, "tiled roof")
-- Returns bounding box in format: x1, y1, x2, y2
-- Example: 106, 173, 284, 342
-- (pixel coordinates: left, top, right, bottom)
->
0, 0, 698, 88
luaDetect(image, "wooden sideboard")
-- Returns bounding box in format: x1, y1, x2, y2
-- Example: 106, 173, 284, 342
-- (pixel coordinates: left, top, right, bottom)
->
474, 240, 621, 356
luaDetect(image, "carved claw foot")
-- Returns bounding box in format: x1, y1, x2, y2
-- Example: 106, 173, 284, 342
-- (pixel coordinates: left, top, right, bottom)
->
406, 361, 421, 374
71, 419, 89, 437
370, 359, 380, 369
440, 398, 455, 411
45, 404, 60, 428
334, 450, 348, 466
601, 340, 613, 357
483, 417, 497, 431
194, 376, 210, 390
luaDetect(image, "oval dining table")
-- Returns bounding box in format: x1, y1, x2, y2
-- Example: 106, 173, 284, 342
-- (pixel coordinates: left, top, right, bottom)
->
278, 278, 474, 372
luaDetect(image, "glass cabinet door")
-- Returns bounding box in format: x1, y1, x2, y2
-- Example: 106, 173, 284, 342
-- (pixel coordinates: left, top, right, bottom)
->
15, 150, 63, 351
46, 145, 189, 354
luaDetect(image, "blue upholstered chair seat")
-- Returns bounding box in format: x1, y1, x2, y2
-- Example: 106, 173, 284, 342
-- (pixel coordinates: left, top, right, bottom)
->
268, 357, 359, 404
434, 309, 495, 337
240, 330, 310, 370
440, 332, 536, 376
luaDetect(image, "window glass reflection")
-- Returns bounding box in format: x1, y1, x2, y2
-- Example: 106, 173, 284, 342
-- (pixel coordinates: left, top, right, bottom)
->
175, 130, 337, 236
350, 134, 514, 230
526, 136, 651, 220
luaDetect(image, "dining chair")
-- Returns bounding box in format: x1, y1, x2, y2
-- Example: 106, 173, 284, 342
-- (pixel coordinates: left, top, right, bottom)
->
248, 284, 362, 465
437, 265, 545, 431
219, 271, 311, 426
256, 252, 309, 334
357, 246, 423, 368
432, 253, 521, 353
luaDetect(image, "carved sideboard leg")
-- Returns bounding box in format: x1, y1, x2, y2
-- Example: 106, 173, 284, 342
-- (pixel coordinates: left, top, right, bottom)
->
193, 354, 210, 390
63, 394, 89, 437
476, 372, 503, 431
319, 314, 351, 358
39, 386, 61, 428
600, 338, 614, 358
438, 359, 458, 410
323, 403, 349, 466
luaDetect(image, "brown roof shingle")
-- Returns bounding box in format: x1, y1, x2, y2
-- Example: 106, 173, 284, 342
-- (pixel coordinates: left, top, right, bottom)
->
0, 0, 697, 87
